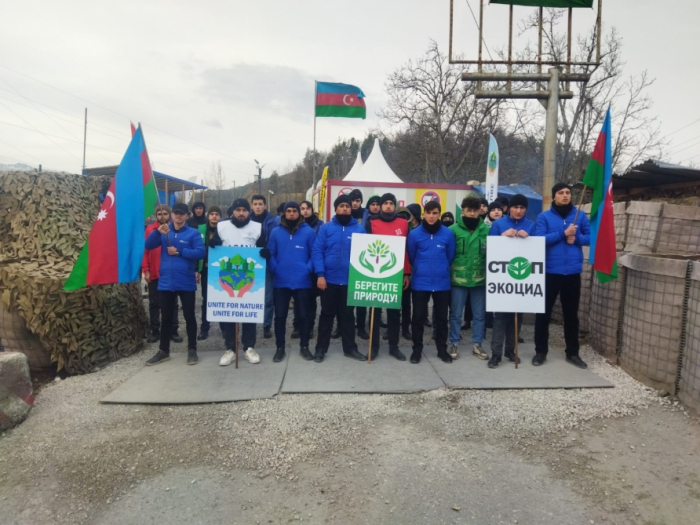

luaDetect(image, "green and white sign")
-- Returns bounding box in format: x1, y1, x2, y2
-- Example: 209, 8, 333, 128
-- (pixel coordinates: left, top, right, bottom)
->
347, 234, 405, 309
486, 236, 546, 313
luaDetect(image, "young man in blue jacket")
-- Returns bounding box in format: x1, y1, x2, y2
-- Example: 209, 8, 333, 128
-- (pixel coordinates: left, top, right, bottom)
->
144, 202, 206, 366
268, 201, 316, 363
487, 194, 535, 369
534, 183, 591, 369
312, 195, 367, 362
251, 194, 277, 339
407, 201, 456, 364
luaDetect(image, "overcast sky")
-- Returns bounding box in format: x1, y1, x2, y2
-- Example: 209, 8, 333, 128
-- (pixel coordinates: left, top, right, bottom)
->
1, 0, 698, 187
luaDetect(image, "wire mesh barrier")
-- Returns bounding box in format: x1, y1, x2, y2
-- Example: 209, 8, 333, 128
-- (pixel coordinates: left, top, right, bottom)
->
618, 254, 690, 394
680, 262, 700, 411
656, 204, 700, 255
588, 252, 627, 361
624, 201, 663, 254
551, 250, 592, 335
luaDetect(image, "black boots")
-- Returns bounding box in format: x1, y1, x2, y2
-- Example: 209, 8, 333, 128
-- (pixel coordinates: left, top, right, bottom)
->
300, 347, 314, 361
532, 353, 547, 366
487, 354, 501, 369
273, 348, 286, 362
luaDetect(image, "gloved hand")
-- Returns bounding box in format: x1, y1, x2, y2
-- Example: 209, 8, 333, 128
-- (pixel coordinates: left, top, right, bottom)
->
259, 248, 271, 259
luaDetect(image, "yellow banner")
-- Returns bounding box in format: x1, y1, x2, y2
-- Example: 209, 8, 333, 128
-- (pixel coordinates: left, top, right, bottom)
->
318, 166, 329, 217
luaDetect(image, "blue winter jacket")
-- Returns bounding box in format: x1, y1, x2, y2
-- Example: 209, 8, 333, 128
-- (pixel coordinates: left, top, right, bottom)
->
268, 220, 316, 289
145, 223, 205, 292
407, 223, 456, 292
488, 215, 536, 237
535, 207, 591, 275
312, 216, 365, 286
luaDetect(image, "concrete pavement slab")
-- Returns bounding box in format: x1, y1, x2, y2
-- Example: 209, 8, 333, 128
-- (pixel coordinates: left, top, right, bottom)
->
424, 342, 613, 389
101, 347, 286, 404
280, 344, 445, 394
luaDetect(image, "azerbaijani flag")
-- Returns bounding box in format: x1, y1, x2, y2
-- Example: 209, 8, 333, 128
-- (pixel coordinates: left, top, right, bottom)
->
490, 1, 593, 7
315, 82, 366, 119
64, 125, 158, 290
582, 107, 617, 283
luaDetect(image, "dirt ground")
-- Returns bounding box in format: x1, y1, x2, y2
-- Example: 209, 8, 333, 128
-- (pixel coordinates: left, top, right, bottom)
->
2, 313, 700, 524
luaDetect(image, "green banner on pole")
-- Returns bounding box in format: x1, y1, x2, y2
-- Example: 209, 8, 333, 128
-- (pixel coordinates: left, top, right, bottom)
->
347, 234, 405, 309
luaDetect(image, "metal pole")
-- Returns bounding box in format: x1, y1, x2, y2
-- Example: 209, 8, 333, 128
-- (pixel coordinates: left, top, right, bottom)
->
507, 5, 513, 93
542, 67, 560, 211
258, 165, 262, 195
312, 81, 317, 192
477, 0, 484, 91
449, 0, 454, 62
596, 0, 603, 63
82, 108, 87, 170
537, 7, 543, 92
566, 8, 573, 92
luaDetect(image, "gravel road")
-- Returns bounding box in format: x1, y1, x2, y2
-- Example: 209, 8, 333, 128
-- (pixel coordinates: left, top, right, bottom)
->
1, 304, 699, 524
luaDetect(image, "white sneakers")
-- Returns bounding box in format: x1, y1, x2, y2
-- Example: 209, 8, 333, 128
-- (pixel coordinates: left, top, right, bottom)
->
219, 350, 235, 366
219, 348, 261, 366
244, 348, 260, 364
449, 344, 459, 359
219, 348, 260, 366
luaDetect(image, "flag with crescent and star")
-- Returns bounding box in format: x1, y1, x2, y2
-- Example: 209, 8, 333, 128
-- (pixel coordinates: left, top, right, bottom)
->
64, 125, 158, 290
315, 82, 366, 119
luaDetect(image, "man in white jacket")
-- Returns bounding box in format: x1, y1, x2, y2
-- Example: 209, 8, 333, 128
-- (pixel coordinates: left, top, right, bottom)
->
209, 198, 270, 365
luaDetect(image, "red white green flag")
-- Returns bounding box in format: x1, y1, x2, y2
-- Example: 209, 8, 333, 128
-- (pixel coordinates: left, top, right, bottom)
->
315, 82, 366, 119
582, 107, 617, 283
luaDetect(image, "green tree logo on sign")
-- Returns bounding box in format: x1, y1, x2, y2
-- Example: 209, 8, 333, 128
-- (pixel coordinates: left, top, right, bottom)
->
488, 151, 498, 174
359, 239, 397, 275
507, 257, 532, 280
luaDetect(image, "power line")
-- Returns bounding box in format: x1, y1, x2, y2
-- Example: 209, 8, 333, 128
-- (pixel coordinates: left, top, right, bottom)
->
667, 117, 700, 138
0, 63, 256, 169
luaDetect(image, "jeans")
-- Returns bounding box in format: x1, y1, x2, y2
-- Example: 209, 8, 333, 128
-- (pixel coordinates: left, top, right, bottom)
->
371, 307, 400, 351
222, 322, 257, 351
535, 273, 581, 357
264, 269, 274, 328
148, 279, 178, 335
159, 290, 196, 354
316, 284, 357, 354
491, 312, 523, 357
449, 285, 485, 344
412, 290, 449, 354
274, 287, 311, 349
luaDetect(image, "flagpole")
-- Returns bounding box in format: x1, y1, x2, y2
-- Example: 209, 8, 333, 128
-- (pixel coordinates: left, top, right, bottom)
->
139, 123, 171, 247
312, 80, 317, 193
572, 185, 588, 226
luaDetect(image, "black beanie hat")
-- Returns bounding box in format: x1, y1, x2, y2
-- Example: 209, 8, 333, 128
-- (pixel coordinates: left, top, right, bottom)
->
208, 205, 222, 217
441, 211, 455, 223
509, 194, 529, 209
334, 195, 352, 210
231, 198, 250, 212
348, 189, 363, 203
406, 203, 422, 221
380, 193, 397, 206
366, 195, 380, 207
551, 182, 570, 198
284, 201, 300, 213
488, 201, 504, 213
480, 198, 489, 207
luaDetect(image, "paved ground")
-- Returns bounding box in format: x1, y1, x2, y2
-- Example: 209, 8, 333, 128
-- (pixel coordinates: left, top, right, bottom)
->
2, 299, 699, 524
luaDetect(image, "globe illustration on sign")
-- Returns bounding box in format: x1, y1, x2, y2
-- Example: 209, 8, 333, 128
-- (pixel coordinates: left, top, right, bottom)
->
218, 254, 256, 297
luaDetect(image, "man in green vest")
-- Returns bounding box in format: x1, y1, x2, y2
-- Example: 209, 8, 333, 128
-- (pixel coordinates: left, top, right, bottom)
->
449, 197, 490, 360
196, 205, 222, 341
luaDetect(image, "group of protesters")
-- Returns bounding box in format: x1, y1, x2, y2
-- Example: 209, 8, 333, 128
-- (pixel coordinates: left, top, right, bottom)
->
140, 183, 590, 371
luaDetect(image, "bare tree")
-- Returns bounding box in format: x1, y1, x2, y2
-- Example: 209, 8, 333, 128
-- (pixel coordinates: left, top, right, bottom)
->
379, 41, 503, 184
209, 160, 226, 191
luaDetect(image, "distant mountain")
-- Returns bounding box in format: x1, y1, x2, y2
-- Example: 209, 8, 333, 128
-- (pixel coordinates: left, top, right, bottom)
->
0, 162, 36, 172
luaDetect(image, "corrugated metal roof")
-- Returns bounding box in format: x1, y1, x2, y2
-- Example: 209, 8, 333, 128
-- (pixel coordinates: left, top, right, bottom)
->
83, 166, 207, 191
613, 159, 700, 190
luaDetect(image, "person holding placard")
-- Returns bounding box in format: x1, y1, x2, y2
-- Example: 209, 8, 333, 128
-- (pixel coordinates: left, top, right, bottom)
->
268, 201, 317, 363
407, 201, 456, 364
312, 195, 367, 362
448, 197, 490, 361
534, 183, 591, 369
210, 198, 271, 366
365, 193, 411, 361
487, 194, 535, 369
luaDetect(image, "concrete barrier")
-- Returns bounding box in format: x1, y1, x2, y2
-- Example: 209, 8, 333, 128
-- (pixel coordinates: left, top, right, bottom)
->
0, 352, 34, 430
